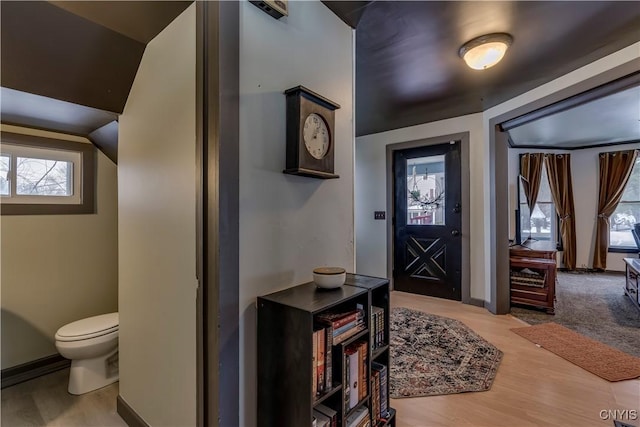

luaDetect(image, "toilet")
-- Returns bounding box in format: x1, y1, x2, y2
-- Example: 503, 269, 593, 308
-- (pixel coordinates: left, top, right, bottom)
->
55, 312, 119, 395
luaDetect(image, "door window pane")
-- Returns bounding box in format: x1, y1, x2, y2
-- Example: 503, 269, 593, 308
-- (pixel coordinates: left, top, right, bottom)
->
407, 155, 445, 225
16, 157, 73, 196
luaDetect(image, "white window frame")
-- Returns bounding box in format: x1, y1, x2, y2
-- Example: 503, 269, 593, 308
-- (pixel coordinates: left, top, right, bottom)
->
609, 156, 640, 250
1, 143, 82, 204
0, 131, 95, 215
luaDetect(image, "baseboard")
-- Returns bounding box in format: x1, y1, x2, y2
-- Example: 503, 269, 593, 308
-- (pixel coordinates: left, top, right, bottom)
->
467, 298, 486, 307
1, 354, 70, 389
557, 267, 625, 274
117, 395, 150, 427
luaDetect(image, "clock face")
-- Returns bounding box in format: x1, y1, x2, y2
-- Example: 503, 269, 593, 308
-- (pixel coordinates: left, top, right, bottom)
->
303, 113, 330, 160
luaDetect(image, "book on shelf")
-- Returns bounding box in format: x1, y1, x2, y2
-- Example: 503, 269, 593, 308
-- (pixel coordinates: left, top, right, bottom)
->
334, 324, 365, 344
324, 324, 333, 390
317, 328, 326, 394
371, 306, 385, 351
312, 409, 331, 427
348, 346, 359, 410
317, 310, 358, 329
346, 406, 371, 427
312, 330, 318, 397
372, 362, 388, 418
315, 404, 337, 427
358, 341, 367, 401
344, 347, 351, 412
371, 369, 380, 423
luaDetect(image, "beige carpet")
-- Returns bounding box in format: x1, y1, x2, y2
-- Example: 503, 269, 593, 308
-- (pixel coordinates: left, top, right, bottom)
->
511, 322, 640, 382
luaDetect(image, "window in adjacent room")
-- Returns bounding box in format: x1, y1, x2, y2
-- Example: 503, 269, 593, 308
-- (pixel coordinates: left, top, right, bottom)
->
0, 132, 95, 215
525, 163, 557, 243
610, 156, 640, 249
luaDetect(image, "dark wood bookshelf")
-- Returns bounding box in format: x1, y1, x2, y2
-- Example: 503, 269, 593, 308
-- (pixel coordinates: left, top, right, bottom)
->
344, 274, 396, 427
257, 274, 396, 427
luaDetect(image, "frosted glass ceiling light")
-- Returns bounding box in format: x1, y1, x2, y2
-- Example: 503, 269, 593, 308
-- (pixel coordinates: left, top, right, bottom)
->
459, 33, 513, 70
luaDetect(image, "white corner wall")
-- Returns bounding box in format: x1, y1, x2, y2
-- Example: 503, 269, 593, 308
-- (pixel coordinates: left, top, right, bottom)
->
239, 2, 354, 426
508, 143, 640, 271
118, 4, 196, 426
355, 114, 486, 300
0, 124, 118, 369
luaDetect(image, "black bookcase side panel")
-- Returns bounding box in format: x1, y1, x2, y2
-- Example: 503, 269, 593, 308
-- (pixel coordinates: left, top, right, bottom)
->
257, 298, 312, 427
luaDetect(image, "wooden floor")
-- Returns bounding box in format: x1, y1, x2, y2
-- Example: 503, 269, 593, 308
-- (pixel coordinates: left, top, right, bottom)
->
391, 291, 640, 427
1, 368, 125, 427
2, 296, 638, 427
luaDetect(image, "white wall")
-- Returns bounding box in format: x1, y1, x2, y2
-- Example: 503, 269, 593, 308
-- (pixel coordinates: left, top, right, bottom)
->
508, 143, 640, 271
355, 114, 486, 300
118, 5, 196, 426
0, 124, 118, 369
239, 2, 354, 426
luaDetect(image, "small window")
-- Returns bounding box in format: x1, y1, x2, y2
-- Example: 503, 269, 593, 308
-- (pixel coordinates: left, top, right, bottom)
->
0, 155, 9, 196
518, 161, 558, 244
0, 132, 95, 215
610, 157, 640, 249
530, 164, 557, 242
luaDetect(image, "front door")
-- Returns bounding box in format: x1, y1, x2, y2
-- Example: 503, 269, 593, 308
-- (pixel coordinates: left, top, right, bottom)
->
393, 142, 462, 300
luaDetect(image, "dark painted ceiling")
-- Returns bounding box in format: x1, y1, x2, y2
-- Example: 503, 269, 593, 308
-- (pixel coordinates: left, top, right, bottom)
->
0, 1, 192, 163
2, 0, 638, 158
337, 1, 640, 137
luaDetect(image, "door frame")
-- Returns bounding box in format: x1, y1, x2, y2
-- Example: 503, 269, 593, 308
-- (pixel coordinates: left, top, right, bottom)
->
487, 60, 640, 315
196, 2, 239, 426
385, 132, 473, 305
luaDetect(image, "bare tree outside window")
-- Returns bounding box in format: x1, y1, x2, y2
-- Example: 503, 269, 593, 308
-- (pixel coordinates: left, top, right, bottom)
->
610, 157, 640, 247
0, 155, 9, 196
16, 157, 72, 196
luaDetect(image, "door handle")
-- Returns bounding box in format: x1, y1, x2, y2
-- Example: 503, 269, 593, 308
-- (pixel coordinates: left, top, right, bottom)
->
453, 203, 461, 213
451, 229, 460, 236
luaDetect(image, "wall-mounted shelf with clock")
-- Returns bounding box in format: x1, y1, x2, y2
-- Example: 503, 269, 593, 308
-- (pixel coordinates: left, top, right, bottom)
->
283, 86, 340, 179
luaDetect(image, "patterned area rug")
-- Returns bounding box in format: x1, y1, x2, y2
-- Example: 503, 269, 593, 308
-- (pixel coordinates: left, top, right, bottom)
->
390, 307, 503, 398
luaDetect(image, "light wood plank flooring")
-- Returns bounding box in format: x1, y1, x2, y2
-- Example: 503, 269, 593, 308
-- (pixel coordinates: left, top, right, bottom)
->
1, 368, 125, 427
391, 291, 640, 427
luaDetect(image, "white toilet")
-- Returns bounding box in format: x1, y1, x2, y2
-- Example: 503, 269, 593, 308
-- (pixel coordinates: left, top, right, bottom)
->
55, 312, 119, 395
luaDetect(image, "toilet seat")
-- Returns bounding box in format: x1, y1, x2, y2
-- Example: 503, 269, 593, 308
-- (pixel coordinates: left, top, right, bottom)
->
55, 313, 118, 342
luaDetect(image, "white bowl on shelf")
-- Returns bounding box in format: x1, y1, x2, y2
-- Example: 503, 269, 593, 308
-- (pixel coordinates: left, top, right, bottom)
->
313, 267, 346, 289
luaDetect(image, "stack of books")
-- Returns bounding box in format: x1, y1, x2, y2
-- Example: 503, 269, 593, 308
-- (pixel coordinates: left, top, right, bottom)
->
371, 362, 389, 423
316, 307, 366, 345
312, 306, 365, 397
370, 306, 385, 351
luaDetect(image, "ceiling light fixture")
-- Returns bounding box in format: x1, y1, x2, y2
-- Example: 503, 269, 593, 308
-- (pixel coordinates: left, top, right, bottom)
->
459, 33, 513, 70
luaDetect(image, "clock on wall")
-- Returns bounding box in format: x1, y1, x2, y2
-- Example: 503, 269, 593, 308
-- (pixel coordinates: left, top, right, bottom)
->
283, 86, 341, 179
